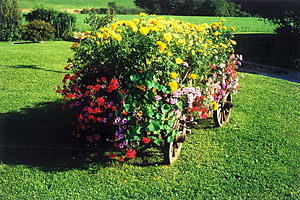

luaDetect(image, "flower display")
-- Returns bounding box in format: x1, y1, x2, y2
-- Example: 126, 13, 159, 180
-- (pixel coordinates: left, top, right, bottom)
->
57, 14, 242, 161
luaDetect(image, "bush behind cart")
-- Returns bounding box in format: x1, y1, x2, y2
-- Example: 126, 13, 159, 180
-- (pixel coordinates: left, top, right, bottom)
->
57, 14, 241, 163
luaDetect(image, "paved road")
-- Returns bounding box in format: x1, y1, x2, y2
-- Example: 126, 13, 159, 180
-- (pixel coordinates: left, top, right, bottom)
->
238, 61, 300, 84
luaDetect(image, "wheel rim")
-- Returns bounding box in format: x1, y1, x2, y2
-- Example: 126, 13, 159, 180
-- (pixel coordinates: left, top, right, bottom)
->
213, 92, 232, 127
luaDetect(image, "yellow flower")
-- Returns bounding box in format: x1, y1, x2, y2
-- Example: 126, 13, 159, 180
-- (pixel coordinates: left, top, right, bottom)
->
213, 31, 220, 37
103, 32, 110, 39
163, 33, 172, 42
139, 13, 147, 17
223, 26, 227, 30
212, 102, 218, 111
230, 27, 236, 31
159, 42, 167, 51
112, 33, 122, 42
133, 18, 139, 24
147, 130, 151, 135
230, 40, 237, 45
137, 110, 143, 116
132, 27, 138, 32
221, 18, 226, 22
96, 32, 103, 38
140, 85, 146, 91
206, 40, 212, 44
198, 49, 204, 53
139, 27, 150, 35
175, 58, 183, 64
170, 72, 177, 79
153, 88, 157, 95
191, 74, 197, 80
168, 81, 178, 92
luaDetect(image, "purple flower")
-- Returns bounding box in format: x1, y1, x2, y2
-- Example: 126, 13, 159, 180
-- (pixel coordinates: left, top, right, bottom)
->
109, 101, 114, 106
115, 131, 119, 137
109, 113, 114, 118
102, 84, 106, 88
115, 117, 121, 124
123, 141, 128, 146
103, 118, 107, 123
119, 134, 124, 139
122, 118, 128, 124
75, 101, 80, 106
122, 125, 127, 130
119, 144, 124, 149
70, 103, 74, 109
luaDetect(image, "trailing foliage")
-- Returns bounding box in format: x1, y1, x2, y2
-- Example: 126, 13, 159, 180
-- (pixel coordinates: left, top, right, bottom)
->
23, 19, 55, 41
25, 7, 76, 39
0, 0, 22, 41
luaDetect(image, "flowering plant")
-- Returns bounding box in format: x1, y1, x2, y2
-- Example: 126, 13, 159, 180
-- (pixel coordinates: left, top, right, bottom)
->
57, 14, 241, 160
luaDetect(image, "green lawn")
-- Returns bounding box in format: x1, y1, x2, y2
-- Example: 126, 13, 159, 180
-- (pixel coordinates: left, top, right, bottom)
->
0, 41, 299, 199
18, 0, 135, 10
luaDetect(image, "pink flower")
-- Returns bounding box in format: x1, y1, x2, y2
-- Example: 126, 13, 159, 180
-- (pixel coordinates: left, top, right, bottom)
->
155, 95, 162, 101
170, 98, 177, 105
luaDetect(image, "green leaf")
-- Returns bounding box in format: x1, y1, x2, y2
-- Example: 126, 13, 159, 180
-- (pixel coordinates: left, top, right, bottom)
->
161, 104, 170, 113
167, 136, 174, 143
134, 135, 141, 141
149, 119, 161, 132
130, 74, 140, 82
167, 111, 174, 118
156, 113, 163, 120
153, 138, 161, 146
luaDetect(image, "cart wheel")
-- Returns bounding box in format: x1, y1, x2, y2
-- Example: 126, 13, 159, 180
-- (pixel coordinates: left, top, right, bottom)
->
163, 126, 186, 165
213, 92, 233, 127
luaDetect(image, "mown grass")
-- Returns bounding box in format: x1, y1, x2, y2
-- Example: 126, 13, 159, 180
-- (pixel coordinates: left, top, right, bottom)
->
18, 0, 135, 10
0, 41, 299, 199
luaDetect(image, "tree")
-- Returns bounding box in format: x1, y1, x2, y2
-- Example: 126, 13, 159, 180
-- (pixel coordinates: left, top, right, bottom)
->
0, 0, 22, 41
232, 0, 300, 35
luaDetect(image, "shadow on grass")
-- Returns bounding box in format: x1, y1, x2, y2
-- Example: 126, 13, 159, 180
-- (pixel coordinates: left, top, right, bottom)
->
0, 102, 171, 171
5, 64, 65, 74
0, 102, 114, 171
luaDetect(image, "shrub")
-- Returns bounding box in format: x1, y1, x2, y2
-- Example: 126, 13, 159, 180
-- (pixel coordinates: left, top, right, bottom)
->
0, 0, 22, 41
57, 14, 241, 160
23, 19, 55, 41
25, 7, 76, 39
84, 9, 115, 32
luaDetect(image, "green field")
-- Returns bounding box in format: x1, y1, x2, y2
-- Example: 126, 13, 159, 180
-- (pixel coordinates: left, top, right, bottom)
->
74, 14, 275, 33
0, 41, 299, 199
18, 0, 135, 10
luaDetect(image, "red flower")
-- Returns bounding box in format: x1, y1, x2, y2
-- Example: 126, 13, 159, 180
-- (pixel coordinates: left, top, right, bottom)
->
201, 96, 205, 100
126, 149, 136, 159
78, 114, 83, 121
107, 79, 119, 93
122, 110, 128, 115
87, 107, 95, 114
203, 108, 209, 113
101, 77, 106, 81
97, 97, 105, 105
119, 157, 124, 162
211, 64, 216, 70
111, 106, 117, 112
97, 117, 103, 123
142, 137, 151, 144
201, 113, 208, 119
114, 143, 119, 148
109, 152, 117, 159
192, 106, 197, 112
94, 134, 100, 140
